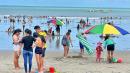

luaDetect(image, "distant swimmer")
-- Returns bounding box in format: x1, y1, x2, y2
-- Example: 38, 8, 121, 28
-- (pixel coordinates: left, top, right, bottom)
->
77, 24, 80, 31
56, 25, 60, 35
52, 31, 55, 36
0, 19, 1, 23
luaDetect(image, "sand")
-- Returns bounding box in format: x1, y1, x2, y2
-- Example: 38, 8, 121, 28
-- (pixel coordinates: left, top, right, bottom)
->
0, 50, 130, 73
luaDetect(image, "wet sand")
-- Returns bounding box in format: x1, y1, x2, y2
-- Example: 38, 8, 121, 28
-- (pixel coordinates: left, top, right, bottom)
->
0, 50, 130, 73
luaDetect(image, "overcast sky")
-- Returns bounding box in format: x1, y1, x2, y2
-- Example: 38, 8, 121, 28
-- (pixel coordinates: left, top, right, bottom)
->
0, 0, 130, 8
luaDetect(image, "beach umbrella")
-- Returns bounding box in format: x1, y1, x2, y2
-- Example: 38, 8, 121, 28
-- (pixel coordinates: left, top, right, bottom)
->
47, 19, 64, 26
47, 19, 56, 24
84, 24, 129, 35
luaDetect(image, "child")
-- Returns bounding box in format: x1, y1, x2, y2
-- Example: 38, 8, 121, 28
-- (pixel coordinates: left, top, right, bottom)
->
79, 33, 86, 55
96, 42, 103, 62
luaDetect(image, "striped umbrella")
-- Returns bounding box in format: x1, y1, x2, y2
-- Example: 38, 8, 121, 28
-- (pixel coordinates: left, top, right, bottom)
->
85, 24, 129, 35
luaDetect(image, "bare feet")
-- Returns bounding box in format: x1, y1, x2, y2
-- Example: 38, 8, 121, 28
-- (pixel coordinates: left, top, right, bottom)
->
63, 57, 67, 59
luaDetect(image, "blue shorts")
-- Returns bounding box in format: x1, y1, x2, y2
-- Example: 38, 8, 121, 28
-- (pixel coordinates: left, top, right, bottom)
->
107, 44, 115, 51
79, 42, 84, 49
35, 47, 42, 54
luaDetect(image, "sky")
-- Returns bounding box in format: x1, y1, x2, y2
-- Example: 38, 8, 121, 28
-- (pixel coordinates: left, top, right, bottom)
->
0, 0, 130, 8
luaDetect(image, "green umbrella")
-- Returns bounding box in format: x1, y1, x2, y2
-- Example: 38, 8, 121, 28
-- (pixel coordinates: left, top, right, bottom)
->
56, 19, 64, 26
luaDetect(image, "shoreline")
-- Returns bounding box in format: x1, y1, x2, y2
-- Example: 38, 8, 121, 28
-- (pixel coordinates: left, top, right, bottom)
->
0, 48, 130, 52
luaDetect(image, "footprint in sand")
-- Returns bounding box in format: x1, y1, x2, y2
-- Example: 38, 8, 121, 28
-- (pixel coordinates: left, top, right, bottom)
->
107, 66, 114, 68
55, 57, 64, 61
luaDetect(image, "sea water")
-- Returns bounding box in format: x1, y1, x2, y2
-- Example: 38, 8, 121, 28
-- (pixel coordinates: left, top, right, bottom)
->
0, 6, 130, 17
0, 6, 130, 51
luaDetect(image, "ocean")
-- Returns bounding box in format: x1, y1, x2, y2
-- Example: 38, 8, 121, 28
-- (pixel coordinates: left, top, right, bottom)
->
0, 6, 130, 17
0, 6, 130, 51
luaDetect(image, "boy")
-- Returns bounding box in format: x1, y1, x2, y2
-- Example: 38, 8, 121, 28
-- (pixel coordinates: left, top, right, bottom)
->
79, 33, 86, 55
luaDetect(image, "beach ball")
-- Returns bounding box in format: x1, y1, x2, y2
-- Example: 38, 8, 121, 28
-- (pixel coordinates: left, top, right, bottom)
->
117, 58, 123, 63
112, 58, 118, 63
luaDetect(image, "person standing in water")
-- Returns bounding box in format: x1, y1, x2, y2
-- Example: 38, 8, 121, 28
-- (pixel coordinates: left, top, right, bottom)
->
12, 18, 15, 31
12, 29, 22, 70
22, 19, 26, 35
77, 24, 80, 31
103, 35, 115, 63
20, 29, 35, 73
33, 25, 47, 73
56, 25, 60, 35
62, 31, 73, 58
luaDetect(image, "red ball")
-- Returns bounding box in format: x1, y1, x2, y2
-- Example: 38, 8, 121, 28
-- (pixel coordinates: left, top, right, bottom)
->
117, 58, 123, 63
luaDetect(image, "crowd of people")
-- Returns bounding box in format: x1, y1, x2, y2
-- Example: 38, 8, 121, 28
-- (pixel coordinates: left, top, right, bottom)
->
12, 25, 47, 73
10, 17, 116, 73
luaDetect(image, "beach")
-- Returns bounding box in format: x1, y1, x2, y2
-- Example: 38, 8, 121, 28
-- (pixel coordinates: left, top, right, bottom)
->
0, 0, 130, 73
0, 12, 130, 73
0, 50, 130, 73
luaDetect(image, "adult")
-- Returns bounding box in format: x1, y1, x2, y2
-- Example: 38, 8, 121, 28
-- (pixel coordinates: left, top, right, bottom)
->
80, 19, 86, 28
103, 35, 115, 63
77, 24, 80, 31
12, 29, 22, 70
20, 29, 35, 73
56, 25, 60, 35
33, 25, 47, 73
48, 27, 52, 35
62, 31, 73, 58
22, 19, 26, 35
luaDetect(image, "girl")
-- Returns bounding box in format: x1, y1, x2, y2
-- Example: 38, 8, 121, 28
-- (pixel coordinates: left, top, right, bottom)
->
96, 42, 103, 62
12, 29, 21, 70
35, 35, 46, 73
103, 35, 115, 63
34, 25, 46, 73
62, 32, 72, 58
20, 29, 35, 73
